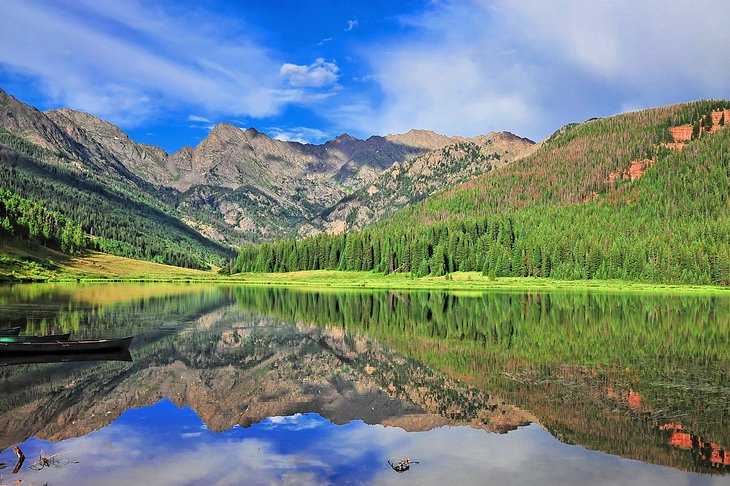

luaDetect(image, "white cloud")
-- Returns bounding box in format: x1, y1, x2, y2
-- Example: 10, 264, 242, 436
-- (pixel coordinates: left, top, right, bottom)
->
496, 0, 730, 91
14, 412, 709, 486
0, 0, 330, 126
187, 115, 212, 123
318, 37, 334, 46
279, 58, 340, 88
266, 126, 331, 144
342, 0, 730, 140
263, 413, 326, 429
346, 19, 359, 32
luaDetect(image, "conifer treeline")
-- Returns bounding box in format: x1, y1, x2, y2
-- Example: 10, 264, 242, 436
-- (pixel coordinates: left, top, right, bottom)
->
0, 187, 87, 253
234, 101, 730, 285
0, 135, 230, 269
229, 287, 730, 364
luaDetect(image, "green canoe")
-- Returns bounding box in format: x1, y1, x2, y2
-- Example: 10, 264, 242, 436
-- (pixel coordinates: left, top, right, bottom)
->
0, 333, 72, 343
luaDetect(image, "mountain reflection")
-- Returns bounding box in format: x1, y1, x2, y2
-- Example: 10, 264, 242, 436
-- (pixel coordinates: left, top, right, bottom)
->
2, 401, 724, 486
0, 283, 727, 478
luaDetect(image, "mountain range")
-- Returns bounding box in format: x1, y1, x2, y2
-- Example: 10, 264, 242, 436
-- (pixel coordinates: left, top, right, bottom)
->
234, 99, 730, 285
0, 88, 533, 261
2, 87, 727, 285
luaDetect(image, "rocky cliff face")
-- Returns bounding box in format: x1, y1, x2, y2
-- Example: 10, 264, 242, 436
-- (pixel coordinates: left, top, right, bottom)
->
45, 108, 173, 184
301, 131, 534, 236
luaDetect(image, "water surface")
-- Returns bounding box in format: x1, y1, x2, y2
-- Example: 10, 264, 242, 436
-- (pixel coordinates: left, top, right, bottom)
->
0, 283, 728, 485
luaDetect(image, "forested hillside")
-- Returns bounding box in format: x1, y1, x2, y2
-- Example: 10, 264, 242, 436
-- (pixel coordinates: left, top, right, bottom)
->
1, 88, 534, 268
0, 187, 87, 254
300, 132, 533, 236
0, 128, 230, 269
234, 101, 730, 285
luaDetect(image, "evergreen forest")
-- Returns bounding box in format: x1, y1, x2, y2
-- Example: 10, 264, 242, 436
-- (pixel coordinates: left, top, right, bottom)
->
234, 101, 730, 285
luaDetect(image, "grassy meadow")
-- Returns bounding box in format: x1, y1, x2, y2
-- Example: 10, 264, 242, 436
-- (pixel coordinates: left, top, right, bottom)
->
0, 240, 726, 295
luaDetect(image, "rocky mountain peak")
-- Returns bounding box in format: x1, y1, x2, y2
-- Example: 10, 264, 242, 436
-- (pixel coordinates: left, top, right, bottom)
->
36, 106, 177, 184
207, 121, 245, 138
0, 88, 80, 157
332, 133, 359, 142
384, 129, 459, 150
45, 108, 138, 154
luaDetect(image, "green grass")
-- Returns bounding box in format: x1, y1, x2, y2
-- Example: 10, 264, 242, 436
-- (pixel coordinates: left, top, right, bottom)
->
1, 240, 727, 294
0, 239, 211, 282
226, 270, 729, 294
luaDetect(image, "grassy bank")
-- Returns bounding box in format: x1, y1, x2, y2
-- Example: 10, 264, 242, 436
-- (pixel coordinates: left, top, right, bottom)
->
227, 270, 730, 294
0, 240, 211, 282
0, 241, 727, 294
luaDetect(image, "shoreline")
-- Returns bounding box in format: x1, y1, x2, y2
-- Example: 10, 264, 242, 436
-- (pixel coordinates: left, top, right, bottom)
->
5, 270, 728, 295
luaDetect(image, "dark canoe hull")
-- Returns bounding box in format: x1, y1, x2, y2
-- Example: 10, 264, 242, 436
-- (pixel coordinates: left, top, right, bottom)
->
0, 349, 133, 366
0, 326, 21, 336
0, 336, 133, 354
0, 333, 71, 343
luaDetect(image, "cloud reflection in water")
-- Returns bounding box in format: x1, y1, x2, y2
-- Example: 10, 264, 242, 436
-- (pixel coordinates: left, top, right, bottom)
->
1, 398, 725, 486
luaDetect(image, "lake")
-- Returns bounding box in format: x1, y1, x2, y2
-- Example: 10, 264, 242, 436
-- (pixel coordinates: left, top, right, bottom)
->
0, 283, 728, 485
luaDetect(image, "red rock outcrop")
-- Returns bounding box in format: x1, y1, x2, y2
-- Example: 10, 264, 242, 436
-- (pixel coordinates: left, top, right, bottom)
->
709, 110, 728, 133
659, 423, 730, 466
609, 158, 654, 184
629, 159, 651, 181
669, 125, 693, 142
609, 114, 728, 187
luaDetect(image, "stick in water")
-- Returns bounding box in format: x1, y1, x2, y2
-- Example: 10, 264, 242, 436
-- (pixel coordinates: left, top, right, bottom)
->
12, 446, 24, 474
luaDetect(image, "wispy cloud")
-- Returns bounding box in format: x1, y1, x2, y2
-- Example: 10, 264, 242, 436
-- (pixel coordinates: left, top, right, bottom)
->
345, 19, 359, 32
266, 126, 331, 144
187, 115, 212, 123
341, 0, 730, 140
317, 37, 334, 46
279, 58, 340, 88
0, 0, 334, 127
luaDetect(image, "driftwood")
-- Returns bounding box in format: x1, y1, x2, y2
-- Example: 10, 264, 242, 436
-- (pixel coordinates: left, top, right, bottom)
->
29, 450, 77, 471
388, 457, 419, 473
11, 445, 24, 474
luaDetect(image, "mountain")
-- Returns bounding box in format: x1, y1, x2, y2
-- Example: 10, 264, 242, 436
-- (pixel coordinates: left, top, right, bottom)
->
36, 99, 492, 244
0, 89, 232, 268
300, 131, 534, 236
0, 298, 532, 449
0, 87, 533, 268
172, 126, 530, 240
234, 100, 730, 285
45, 107, 173, 185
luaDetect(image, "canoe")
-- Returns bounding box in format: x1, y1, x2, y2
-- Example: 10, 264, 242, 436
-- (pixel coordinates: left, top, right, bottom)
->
0, 348, 133, 366
0, 336, 133, 354
0, 333, 71, 343
0, 326, 21, 336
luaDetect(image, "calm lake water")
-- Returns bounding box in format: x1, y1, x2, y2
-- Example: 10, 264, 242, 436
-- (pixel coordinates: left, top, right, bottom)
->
0, 283, 728, 485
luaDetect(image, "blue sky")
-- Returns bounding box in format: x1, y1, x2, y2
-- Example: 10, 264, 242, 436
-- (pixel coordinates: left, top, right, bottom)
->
4, 400, 715, 485
1, 0, 729, 153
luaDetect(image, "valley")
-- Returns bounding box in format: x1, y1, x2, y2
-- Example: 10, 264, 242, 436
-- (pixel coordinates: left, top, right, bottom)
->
0, 88, 728, 289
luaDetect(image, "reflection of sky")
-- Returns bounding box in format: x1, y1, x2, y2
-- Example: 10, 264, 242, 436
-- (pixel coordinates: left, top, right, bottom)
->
1, 399, 727, 486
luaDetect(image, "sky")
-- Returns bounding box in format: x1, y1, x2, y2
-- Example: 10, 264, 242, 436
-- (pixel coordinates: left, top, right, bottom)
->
6, 401, 721, 485
1, 0, 729, 153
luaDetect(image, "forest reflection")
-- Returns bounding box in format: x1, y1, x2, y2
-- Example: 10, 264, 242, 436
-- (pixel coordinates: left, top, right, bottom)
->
0, 283, 727, 474
227, 287, 730, 474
